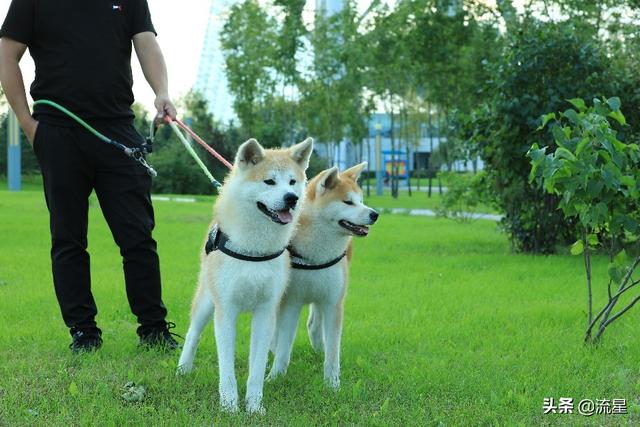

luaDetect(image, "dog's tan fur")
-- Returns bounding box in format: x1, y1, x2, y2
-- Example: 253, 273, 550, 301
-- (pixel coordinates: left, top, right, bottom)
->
268, 163, 378, 388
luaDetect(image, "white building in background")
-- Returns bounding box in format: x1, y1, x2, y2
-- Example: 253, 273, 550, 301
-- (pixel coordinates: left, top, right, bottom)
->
316, 0, 344, 15
196, 0, 236, 124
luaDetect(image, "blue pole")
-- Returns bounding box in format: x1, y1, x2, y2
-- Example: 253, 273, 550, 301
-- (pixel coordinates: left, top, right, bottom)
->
7, 110, 21, 191
375, 123, 383, 196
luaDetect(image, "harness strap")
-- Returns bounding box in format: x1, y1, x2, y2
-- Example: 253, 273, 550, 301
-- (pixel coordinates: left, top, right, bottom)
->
205, 225, 285, 262
288, 246, 346, 270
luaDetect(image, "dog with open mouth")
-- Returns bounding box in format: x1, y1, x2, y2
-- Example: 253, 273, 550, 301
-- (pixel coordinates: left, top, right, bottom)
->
268, 162, 379, 389
177, 137, 313, 414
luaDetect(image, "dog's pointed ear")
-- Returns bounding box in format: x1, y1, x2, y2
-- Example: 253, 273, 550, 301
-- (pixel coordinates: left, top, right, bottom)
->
316, 166, 339, 196
289, 137, 314, 170
342, 162, 367, 181
236, 138, 265, 168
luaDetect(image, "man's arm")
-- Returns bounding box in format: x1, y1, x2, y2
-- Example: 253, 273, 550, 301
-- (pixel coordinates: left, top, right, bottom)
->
0, 37, 37, 144
133, 32, 177, 120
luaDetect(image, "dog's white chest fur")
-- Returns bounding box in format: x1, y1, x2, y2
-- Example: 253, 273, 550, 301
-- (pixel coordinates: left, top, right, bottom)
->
206, 255, 288, 311
288, 265, 344, 304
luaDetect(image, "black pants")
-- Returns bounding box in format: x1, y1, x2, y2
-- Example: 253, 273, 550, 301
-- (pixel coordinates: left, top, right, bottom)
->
33, 121, 167, 335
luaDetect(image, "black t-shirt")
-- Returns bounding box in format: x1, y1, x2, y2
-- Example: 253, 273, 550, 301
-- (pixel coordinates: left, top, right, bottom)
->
0, 0, 156, 125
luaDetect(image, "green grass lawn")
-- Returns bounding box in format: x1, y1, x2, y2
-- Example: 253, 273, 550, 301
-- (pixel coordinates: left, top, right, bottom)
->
1, 187, 639, 426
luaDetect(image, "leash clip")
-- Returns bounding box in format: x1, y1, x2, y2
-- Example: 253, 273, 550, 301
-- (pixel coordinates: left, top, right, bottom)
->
129, 148, 157, 177
143, 137, 153, 154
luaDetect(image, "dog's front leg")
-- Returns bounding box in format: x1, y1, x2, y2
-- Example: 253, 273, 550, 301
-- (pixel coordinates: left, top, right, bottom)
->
214, 307, 239, 412
246, 302, 276, 414
177, 291, 214, 374
268, 300, 302, 380
321, 300, 344, 389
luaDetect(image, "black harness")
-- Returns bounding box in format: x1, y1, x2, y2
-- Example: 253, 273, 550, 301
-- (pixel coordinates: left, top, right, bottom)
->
205, 225, 286, 262
204, 225, 345, 270
288, 246, 346, 270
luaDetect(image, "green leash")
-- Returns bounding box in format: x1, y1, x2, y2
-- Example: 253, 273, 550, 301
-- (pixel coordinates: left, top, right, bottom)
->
167, 121, 222, 188
33, 99, 157, 176
34, 99, 222, 188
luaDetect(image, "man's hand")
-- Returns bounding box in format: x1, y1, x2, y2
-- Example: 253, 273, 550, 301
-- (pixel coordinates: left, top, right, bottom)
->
22, 117, 38, 145
154, 94, 177, 120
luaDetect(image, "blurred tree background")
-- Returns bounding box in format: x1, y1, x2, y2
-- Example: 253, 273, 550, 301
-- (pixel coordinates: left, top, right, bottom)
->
3, 0, 640, 253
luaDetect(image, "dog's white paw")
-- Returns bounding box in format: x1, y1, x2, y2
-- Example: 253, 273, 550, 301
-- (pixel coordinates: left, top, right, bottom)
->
175, 363, 193, 376
266, 368, 285, 382
220, 388, 239, 413
246, 397, 266, 415
325, 376, 340, 390
220, 399, 239, 413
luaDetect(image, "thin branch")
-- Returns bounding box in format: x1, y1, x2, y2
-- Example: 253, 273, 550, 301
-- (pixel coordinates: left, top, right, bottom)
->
583, 232, 593, 325
609, 277, 640, 302
595, 295, 640, 341
600, 256, 640, 322
585, 255, 640, 341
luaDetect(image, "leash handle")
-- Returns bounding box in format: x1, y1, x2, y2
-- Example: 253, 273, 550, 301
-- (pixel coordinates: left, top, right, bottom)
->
148, 116, 164, 144
168, 121, 222, 188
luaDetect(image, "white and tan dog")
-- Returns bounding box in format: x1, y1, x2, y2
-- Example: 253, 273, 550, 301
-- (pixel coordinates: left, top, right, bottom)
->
267, 162, 378, 388
177, 137, 313, 414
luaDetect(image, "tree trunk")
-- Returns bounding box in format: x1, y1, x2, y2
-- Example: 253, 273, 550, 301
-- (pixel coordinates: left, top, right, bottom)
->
366, 135, 371, 197
390, 104, 398, 199
403, 107, 412, 197
583, 231, 593, 326
406, 144, 412, 196
427, 103, 433, 198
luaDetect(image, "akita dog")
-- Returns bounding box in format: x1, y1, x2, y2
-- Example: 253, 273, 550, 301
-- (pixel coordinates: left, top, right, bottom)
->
267, 162, 378, 389
177, 137, 313, 414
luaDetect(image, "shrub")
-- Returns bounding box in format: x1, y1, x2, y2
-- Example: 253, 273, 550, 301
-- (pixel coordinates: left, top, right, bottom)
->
478, 21, 618, 253
436, 171, 487, 222
528, 97, 640, 342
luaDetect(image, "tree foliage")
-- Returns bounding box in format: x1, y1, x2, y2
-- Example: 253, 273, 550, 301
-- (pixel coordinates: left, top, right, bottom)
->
477, 21, 621, 253
529, 98, 640, 341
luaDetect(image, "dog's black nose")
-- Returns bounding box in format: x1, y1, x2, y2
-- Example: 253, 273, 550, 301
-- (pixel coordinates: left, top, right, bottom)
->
284, 193, 298, 209
369, 210, 379, 223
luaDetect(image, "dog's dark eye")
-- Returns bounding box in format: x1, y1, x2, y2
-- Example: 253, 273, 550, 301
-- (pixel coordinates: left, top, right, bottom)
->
343, 200, 354, 206
264, 179, 276, 185
290, 179, 296, 185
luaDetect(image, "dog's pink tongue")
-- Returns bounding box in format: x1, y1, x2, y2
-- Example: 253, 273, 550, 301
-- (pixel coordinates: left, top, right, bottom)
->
356, 225, 369, 235
277, 210, 293, 223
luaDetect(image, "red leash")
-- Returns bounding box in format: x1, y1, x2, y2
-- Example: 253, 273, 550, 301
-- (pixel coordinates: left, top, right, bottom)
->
163, 116, 233, 170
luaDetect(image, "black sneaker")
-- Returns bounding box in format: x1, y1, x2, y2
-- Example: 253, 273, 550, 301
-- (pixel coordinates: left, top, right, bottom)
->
69, 328, 103, 353
138, 321, 181, 351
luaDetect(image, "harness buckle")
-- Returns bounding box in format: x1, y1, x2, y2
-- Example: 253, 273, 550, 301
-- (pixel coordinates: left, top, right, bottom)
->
205, 224, 219, 255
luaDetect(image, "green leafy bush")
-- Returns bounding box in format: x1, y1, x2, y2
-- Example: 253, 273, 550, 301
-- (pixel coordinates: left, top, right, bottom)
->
528, 97, 640, 342
436, 172, 487, 222
477, 21, 619, 253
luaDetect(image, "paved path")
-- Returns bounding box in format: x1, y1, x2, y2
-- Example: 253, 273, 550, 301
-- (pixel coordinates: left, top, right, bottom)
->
378, 207, 503, 221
